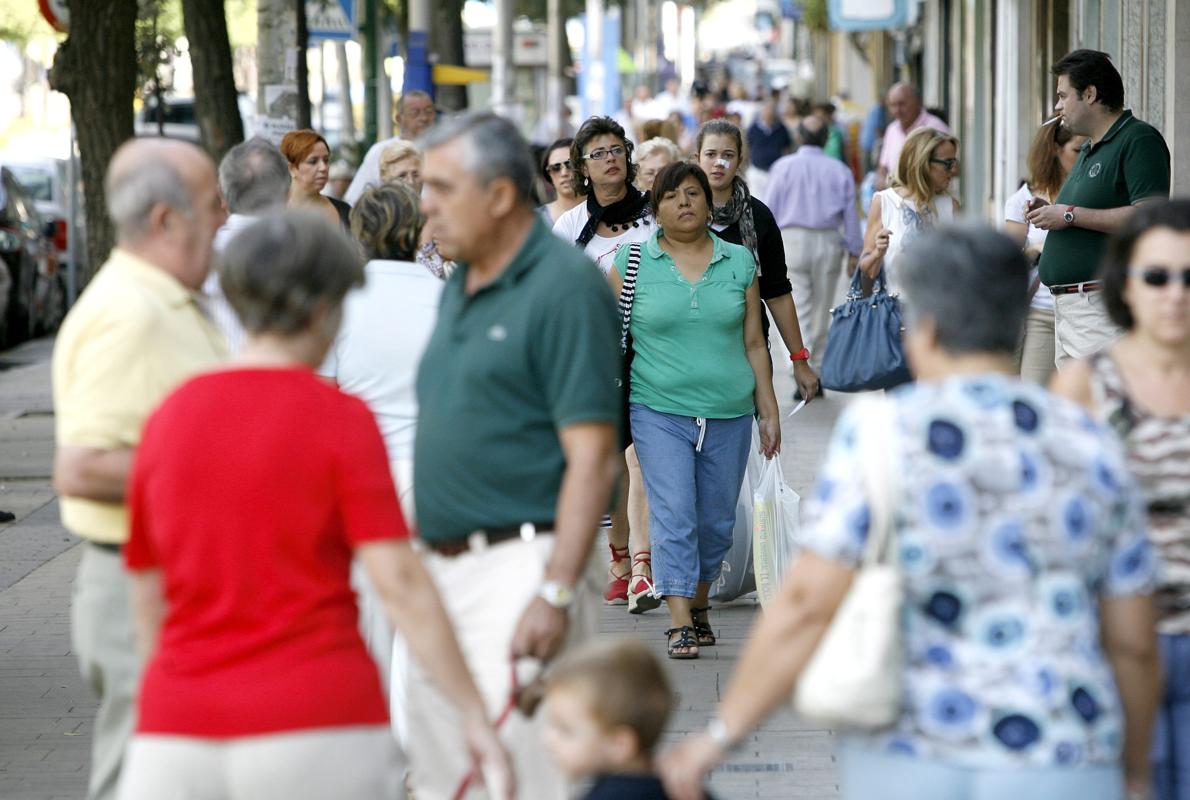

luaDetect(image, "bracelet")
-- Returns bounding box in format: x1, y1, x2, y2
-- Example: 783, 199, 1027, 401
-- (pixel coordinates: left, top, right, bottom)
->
789, 347, 810, 362
705, 716, 735, 751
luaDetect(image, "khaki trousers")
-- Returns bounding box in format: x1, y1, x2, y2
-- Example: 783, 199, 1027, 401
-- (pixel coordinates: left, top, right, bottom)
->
72, 544, 140, 800
403, 535, 599, 800
781, 227, 845, 372
1018, 306, 1057, 386
118, 726, 402, 800
1052, 290, 1121, 368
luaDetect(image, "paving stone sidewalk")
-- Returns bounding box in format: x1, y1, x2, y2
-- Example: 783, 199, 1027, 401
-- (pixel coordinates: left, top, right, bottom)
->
0, 336, 845, 799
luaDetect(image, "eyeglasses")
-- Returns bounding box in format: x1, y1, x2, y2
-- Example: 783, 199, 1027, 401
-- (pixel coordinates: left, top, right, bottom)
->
930, 158, 959, 171
582, 145, 626, 162
1130, 267, 1190, 288
546, 161, 572, 174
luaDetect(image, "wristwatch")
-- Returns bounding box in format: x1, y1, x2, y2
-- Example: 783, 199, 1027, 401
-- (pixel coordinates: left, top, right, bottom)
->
1063, 205, 1076, 224
538, 580, 574, 610
789, 347, 810, 362
705, 715, 735, 751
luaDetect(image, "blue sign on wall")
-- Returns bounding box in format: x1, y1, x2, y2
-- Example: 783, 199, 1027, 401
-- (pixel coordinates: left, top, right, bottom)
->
308, 0, 354, 42
827, 0, 909, 32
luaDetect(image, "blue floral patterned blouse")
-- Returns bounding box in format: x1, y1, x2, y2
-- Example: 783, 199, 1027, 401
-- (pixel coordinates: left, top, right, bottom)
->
801, 375, 1156, 768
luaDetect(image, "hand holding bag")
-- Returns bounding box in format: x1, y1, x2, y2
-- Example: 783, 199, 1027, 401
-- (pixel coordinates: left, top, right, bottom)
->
819, 267, 912, 393
793, 396, 903, 729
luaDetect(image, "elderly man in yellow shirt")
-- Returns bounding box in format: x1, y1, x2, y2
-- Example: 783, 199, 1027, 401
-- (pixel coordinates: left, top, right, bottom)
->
51, 138, 228, 800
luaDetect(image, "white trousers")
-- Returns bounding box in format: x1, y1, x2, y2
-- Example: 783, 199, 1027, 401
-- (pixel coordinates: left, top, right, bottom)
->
1052, 290, 1121, 368
402, 535, 599, 800
118, 726, 402, 800
781, 227, 846, 372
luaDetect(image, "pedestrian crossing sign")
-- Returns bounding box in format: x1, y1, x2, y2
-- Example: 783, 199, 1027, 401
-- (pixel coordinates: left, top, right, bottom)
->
307, 0, 354, 42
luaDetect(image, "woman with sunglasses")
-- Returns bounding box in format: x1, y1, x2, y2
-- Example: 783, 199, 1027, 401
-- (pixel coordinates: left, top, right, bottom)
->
539, 138, 582, 226
861, 126, 960, 297
1053, 199, 1190, 800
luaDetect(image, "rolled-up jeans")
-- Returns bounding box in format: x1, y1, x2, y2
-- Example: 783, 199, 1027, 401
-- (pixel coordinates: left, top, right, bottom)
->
629, 403, 753, 598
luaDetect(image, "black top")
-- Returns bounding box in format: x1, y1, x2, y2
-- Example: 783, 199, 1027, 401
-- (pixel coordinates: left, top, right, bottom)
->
582, 774, 717, 800
713, 196, 793, 301
747, 120, 793, 170
328, 196, 352, 230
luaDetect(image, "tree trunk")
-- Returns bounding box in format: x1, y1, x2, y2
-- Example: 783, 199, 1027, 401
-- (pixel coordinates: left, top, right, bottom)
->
181, 0, 245, 162
49, 0, 138, 283
432, 0, 467, 111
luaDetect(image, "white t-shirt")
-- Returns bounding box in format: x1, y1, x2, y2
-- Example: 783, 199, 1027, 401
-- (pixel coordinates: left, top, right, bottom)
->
343, 135, 404, 206
551, 203, 655, 274
203, 213, 261, 356
318, 259, 442, 462
1003, 183, 1054, 312
876, 188, 957, 296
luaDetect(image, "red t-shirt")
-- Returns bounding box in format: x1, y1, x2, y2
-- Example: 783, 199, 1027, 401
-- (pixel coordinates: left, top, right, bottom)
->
125, 367, 408, 736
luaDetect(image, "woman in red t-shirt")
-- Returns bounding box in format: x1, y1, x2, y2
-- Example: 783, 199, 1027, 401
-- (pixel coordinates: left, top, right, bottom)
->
119, 210, 511, 800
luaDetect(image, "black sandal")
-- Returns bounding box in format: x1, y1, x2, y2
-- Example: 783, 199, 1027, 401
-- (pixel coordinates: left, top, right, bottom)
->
665, 626, 699, 660
691, 607, 716, 647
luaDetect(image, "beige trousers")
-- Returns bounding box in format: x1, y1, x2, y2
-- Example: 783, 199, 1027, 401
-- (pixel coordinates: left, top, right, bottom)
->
72, 544, 140, 800
1018, 306, 1057, 386
403, 535, 599, 800
1052, 290, 1122, 368
118, 726, 402, 800
781, 227, 845, 372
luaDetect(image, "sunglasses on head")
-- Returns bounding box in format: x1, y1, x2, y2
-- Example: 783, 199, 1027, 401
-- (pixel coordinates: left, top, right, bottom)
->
1130, 267, 1190, 288
546, 161, 571, 174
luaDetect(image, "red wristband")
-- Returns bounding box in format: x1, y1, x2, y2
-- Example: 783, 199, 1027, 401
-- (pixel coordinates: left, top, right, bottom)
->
790, 348, 810, 362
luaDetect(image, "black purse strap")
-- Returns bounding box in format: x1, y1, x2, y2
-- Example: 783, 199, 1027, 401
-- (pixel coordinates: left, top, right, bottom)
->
618, 243, 642, 355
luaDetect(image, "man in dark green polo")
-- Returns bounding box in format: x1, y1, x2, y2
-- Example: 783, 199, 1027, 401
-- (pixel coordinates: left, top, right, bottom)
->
405, 112, 620, 799
1028, 49, 1170, 367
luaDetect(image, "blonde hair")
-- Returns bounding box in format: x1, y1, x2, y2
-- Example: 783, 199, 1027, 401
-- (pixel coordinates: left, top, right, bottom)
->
890, 127, 959, 212
349, 182, 423, 262
379, 140, 422, 183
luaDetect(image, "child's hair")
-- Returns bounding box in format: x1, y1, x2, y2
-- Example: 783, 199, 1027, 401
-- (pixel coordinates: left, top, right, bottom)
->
547, 639, 672, 755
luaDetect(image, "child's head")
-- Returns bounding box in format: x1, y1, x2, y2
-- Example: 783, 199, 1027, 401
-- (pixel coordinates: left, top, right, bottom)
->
542, 639, 672, 779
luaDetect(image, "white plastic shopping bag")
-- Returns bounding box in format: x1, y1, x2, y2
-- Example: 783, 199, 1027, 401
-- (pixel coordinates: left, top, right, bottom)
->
751, 456, 801, 607
710, 420, 764, 601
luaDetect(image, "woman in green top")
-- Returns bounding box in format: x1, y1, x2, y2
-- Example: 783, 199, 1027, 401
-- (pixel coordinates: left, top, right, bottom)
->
608, 162, 781, 659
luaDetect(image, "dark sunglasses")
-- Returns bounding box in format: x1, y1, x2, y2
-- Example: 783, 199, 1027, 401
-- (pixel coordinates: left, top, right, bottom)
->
1130, 267, 1190, 288
546, 161, 572, 174
929, 157, 958, 171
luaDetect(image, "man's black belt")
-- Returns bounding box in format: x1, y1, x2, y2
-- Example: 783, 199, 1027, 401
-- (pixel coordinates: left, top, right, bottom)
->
423, 522, 555, 558
1049, 280, 1102, 295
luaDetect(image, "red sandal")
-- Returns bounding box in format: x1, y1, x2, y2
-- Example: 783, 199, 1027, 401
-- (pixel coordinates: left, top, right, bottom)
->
604, 543, 630, 605
628, 551, 661, 614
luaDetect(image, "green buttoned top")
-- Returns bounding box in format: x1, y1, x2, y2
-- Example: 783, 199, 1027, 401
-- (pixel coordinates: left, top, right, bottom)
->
1038, 110, 1171, 287
615, 229, 758, 420
413, 219, 621, 543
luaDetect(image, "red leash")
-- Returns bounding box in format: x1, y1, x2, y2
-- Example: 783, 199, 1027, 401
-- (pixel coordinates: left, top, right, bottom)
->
451, 657, 522, 800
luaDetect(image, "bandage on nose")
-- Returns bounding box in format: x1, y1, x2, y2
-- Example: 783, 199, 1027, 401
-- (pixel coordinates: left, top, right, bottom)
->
714, 158, 730, 169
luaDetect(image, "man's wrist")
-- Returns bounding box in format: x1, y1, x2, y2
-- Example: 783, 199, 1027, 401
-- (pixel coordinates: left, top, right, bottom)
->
538, 579, 574, 610
705, 714, 738, 753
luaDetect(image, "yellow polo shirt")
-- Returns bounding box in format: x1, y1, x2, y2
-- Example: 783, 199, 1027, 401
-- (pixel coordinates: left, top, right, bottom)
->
52, 249, 228, 544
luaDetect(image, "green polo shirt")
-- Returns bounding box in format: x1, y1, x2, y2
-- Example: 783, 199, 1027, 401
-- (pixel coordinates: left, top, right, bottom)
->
1039, 110, 1170, 286
414, 218, 620, 543
614, 230, 757, 419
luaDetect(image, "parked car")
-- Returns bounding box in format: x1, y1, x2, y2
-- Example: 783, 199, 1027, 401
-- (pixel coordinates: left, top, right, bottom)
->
3, 156, 86, 285
0, 165, 66, 347
135, 94, 257, 143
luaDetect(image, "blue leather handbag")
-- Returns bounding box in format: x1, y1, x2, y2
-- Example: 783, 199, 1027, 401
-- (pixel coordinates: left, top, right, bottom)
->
819, 267, 913, 392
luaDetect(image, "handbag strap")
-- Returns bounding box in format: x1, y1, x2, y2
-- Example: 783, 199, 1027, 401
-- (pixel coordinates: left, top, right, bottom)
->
858, 396, 901, 568
618, 243, 642, 355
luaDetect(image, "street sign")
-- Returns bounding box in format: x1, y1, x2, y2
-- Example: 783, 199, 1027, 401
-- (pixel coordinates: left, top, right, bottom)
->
37, 0, 68, 33
828, 0, 908, 31
307, 0, 354, 42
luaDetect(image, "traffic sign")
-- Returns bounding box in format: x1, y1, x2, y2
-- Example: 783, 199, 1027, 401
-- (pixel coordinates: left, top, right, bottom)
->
38, 0, 68, 33
307, 0, 354, 42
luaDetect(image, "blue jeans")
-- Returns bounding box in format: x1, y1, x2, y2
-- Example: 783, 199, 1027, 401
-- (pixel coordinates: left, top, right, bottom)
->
629, 404, 752, 599
1154, 633, 1190, 800
839, 741, 1124, 800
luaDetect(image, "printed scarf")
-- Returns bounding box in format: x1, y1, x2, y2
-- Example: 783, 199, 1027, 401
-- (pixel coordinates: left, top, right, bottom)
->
711, 177, 761, 274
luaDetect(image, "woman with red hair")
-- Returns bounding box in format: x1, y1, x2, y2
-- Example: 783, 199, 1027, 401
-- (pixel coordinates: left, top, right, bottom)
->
280, 129, 351, 229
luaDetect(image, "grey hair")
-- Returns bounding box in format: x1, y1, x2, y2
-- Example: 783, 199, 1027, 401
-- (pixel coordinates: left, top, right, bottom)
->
105, 158, 192, 240
218, 209, 365, 336
218, 137, 291, 214
635, 137, 682, 164
420, 111, 536, 204
397, 89, 433, 117
897, 224, 1030, 355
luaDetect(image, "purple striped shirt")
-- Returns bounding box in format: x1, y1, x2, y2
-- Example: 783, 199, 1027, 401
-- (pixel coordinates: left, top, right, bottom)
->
763, 146, 862, 256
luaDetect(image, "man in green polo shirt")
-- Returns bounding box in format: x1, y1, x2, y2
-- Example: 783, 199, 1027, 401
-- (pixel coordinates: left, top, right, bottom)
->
1028, 49, 1170, 367
406, 112, 621, 799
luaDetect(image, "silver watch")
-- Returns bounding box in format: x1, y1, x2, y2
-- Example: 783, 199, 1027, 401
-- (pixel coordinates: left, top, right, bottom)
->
538, 580, 574, 610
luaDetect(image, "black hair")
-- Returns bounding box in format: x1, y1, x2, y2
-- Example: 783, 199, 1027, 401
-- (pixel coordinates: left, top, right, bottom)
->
540, 137, 573, 183
1099, 199, 1190, 330
570, 117, 637, 195
1051, 49, 1125, 112
797, 122, 830, 148
649, 161, 713, 219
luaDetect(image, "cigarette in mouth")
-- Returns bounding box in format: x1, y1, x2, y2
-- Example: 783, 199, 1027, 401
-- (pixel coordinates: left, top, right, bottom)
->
1042, 116, 1060, 126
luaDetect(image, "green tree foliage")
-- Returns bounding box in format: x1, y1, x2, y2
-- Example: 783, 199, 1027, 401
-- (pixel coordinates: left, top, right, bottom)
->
0, 0, 56, 45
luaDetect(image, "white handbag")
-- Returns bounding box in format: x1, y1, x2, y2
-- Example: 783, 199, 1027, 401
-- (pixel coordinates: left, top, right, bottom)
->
793, 396, 903, 729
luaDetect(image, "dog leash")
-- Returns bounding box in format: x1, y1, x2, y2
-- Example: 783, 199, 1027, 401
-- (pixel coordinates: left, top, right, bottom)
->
450, 656, 527, 800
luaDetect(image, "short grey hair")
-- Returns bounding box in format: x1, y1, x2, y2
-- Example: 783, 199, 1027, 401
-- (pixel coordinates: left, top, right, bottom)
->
218, 210, 365, 336
897, 224, 1029, 355
105, 157, 192, 240
397, 89, 433, 117
635, 137, 682, 164
219, 137, 291, 214
420, 112, 536, 204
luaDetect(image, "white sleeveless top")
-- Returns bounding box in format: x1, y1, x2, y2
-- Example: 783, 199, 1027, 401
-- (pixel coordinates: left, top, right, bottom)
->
876, 188, 956, 295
